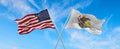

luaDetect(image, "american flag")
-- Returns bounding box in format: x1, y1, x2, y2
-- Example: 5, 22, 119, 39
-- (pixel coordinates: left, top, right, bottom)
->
15, 9, 55, 35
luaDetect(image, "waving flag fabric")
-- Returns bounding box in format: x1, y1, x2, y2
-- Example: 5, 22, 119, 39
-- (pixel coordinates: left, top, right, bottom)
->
66, 9, 105, 34
15, 9, 55, 34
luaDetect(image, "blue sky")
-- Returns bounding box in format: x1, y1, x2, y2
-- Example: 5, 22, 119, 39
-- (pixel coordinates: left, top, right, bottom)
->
0, 0, 120, 49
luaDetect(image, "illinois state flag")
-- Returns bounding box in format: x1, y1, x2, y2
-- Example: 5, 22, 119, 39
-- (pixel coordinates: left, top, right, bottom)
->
15, 9, 55, 35
66, 9, 105, 34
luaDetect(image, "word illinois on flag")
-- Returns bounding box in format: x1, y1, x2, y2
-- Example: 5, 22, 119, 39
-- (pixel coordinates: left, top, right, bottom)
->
66, 9, 105, 34
15, 9, 55, 35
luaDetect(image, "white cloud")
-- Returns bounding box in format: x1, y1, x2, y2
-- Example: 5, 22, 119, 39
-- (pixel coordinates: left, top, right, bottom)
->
0, 0, 93, 23
0, 0, 36, 16
8, 16, 17, 21
73, 0, 93, 9
42, 0, 47, 8
10, 0, 36, 14
0, 13, 17, 21
0, 0, 10, 6
28, 0, 41, 10
66, 27, 120, 49
113, 27, 120, 32
48, 0, 93, 18
12, 46, 18, 49
0, 0, 37, 21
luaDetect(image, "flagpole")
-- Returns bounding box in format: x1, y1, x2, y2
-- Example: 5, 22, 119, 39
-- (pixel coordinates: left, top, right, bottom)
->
44, 2, 72, 49
54, 24, 66, 49
54, 1, 74, 48
54, 8, 72, 49
41, 1, 66, 48
47, 9, 66, 49
51, 16, 66, 49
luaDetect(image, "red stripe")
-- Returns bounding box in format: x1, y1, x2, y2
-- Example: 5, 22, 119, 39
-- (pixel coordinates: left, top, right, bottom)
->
18, 26, 27, 29
18, 20, 52, 28
18, 27, 30, 33
31, 22, 53, 28
15, 14, 35, 21
29, 21, 52, 28
18, 20, 38, 28
39, 24, 55, 29
19, 27, 35, 34
40, 23, 54, 27
17, 17, 33, 24
15, 14, 55, 35
20, 18, 38, 26
37, 23, 55, 29
17, 20, 54, 34
17, 16, 38, 24
27, 18, 38, 23
27, 20, 52, 26
18, 29, 23, 31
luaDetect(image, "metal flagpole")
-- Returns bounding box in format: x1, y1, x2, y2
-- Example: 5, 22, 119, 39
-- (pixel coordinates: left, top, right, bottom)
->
32, 0, 66, 49
55, 1, 74, 47
42, 0, 73, 49
54, 9, 71, 49
47, 9, 66, 49
42, 0, 66, 48
54, 22, 66, 49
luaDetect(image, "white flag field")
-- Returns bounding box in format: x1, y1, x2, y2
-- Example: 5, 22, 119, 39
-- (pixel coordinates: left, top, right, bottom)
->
66, 9, 105, 34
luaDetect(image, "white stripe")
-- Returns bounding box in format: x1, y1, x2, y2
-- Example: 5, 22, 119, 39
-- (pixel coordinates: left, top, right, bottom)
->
18, 17, 38, 26
18, 28, 34, 34
38, 24, 55, 29
41, 25, 55, 28
18, 27, 29, 33
20, 17, 38, 24
16, 15, 36, 23
36, 23, 54, 29
18, 29, 24, 33
18, 19, 38, 26
26, 28, 34, 33
39, 20, 52, 23
50, 25, 55, 27
39, 23, 54, 28
29, 23, 53, 27
28, 20, 52, 27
